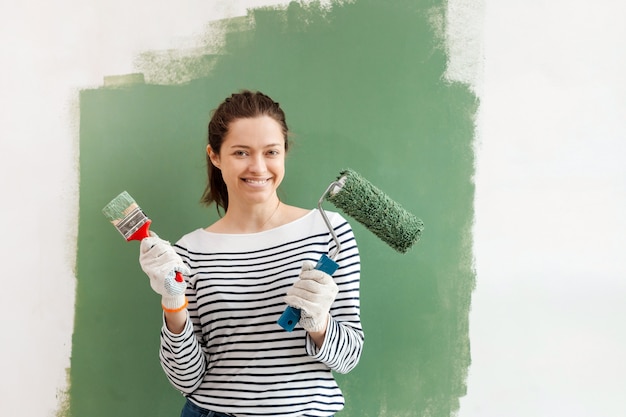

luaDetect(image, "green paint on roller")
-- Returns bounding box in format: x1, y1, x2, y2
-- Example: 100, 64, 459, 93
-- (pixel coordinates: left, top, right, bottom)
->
328, 169, 423, 253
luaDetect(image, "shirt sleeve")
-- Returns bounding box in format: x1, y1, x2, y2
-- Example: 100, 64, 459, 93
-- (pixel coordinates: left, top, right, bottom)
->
305, 216, 364, 373
306, 316, 364, 374
159, 239, 208, 394
159, 310, 206, 394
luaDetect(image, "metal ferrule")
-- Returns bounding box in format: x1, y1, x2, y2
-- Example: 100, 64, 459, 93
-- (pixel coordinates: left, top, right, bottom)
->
115, 206, 149, 240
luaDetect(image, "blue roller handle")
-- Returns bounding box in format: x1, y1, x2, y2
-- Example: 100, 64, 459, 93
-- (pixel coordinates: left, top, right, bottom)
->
277, 254, 340, 331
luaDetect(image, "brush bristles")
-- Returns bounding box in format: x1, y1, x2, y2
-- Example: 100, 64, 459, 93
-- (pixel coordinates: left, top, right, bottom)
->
102, 191, 138, 223
327, 169, 424, 253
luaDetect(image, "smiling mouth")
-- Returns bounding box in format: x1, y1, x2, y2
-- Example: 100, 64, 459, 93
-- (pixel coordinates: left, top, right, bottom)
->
243, 178, 271, 185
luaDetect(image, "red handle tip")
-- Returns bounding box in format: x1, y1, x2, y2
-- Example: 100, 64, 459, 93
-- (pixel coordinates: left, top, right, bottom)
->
175, 272, 184, 283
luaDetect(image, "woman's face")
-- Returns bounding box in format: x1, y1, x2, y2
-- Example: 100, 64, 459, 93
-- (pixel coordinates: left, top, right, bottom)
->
209, 116, 286, 207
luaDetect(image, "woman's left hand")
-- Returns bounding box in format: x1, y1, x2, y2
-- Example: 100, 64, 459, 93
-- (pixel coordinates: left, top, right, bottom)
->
284, 261, 338, 333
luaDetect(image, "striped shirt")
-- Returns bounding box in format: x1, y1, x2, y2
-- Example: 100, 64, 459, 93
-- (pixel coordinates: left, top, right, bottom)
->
161, 209, 363, 417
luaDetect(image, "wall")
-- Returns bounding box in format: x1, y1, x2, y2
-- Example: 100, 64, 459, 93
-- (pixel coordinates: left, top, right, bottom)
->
460, 1, 626, 415
1, 1, 624, 417
74, 2, 475, 416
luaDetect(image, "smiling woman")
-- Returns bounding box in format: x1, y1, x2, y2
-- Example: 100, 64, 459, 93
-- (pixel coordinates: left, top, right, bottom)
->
201, 91, 289, 211
206, 115, 288, 230
137, 90, 364, 417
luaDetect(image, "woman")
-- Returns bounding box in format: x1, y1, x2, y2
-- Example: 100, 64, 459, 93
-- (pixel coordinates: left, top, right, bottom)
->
139, 90, 363, 417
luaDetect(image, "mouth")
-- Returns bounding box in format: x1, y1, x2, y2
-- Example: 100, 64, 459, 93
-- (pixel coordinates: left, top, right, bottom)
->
242, 177, 272, 186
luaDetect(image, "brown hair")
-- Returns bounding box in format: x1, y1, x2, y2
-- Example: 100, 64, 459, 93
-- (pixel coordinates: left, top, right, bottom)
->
201, 90, 289, 213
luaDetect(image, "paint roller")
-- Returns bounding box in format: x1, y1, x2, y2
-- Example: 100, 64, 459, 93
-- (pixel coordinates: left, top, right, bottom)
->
278, 168, 424, 331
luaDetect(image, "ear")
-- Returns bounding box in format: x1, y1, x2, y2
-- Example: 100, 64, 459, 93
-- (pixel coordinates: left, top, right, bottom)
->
207, 145, 220, 168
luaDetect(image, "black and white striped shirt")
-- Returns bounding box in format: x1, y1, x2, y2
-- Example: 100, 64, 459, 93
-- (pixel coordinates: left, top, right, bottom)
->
161, 209, 363, 417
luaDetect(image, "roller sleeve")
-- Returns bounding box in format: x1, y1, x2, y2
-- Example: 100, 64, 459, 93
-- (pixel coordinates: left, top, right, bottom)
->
327, 169, 423, 253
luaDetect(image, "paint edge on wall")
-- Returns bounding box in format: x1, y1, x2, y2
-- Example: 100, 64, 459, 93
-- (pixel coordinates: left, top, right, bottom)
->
103, 73, 146, 87
124, 1, 354, 86
130, 11, 256, 85
444, 0, 484, 93
55, 90, 81, 417
132, 15, 251, 85
55, 368, 71, 417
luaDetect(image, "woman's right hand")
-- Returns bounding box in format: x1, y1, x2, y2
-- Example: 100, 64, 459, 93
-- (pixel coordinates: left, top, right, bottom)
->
139, 232, 189, 313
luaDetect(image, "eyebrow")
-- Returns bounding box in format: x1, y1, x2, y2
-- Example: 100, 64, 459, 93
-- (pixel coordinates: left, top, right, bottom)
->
228, 143, 284, 149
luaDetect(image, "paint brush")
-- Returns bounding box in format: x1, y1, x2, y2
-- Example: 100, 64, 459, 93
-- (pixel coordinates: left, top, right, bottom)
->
102, 191, 184, 283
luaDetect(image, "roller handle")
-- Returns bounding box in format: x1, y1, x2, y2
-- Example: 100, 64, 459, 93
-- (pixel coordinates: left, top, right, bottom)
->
127, 220, 184, 283
277, 254, 339, 331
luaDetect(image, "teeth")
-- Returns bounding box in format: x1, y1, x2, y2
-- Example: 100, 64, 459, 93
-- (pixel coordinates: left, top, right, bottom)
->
245, 179, 268, 184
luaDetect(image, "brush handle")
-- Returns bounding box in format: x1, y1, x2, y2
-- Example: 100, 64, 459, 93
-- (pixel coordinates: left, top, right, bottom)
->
126, 219, 152, 241
128, 221, 184, 283
277, 254, 339, 332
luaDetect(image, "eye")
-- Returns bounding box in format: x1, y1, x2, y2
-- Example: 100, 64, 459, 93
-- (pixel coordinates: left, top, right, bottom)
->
234, 150, 248, 157
267, 149, 281, 156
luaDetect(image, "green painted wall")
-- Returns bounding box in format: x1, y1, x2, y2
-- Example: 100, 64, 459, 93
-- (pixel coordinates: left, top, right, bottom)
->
72, 1, 477, 416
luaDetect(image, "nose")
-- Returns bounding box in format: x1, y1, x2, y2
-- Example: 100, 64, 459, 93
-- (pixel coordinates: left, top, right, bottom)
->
249, 153, 267, 173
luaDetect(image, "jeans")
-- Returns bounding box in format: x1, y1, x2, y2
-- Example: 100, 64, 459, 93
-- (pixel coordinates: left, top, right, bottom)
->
180, 399, 233, 417
180, 398, 334, 417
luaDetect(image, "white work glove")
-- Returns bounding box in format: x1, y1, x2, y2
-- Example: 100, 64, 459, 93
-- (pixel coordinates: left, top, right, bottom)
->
139, 232, 190, 312
284, 261, 338, 333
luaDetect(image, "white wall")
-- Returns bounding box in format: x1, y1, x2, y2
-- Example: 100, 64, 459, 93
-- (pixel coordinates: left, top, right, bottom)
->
1, 1, 624, 416
460, 1, 626, 416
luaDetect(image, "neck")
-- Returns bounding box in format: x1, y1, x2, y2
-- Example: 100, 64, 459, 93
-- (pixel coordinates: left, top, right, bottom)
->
221, 198, 282, 233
